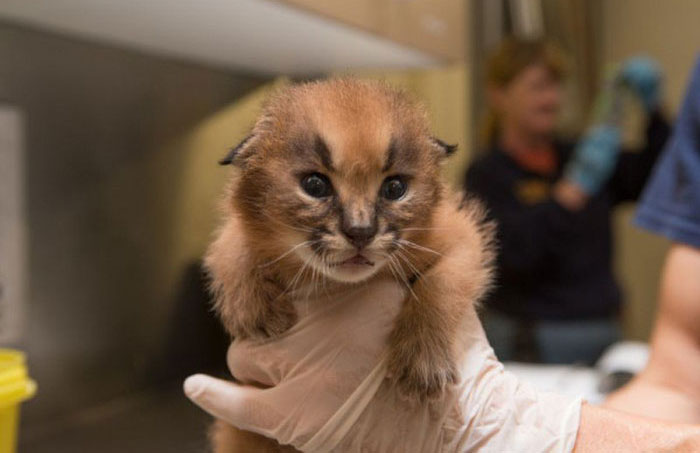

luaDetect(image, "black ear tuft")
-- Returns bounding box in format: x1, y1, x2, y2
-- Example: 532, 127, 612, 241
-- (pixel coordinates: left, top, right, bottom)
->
431, 137, 458, 156
219, 134, 254, 166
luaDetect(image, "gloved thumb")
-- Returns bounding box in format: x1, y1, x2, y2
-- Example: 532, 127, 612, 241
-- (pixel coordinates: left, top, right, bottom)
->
184, 374, 278, 435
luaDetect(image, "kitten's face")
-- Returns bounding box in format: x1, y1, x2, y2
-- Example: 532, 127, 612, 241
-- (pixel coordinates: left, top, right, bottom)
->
227, 80, 453, 283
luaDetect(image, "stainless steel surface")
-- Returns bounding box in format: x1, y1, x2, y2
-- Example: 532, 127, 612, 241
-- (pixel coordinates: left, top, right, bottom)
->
0, 21, 259, 435
0, 106, 27, 344
21, 383, 213, 453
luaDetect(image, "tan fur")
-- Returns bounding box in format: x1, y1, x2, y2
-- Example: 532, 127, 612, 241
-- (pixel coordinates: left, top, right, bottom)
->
204, 78, 494, 452
210, 419, 297, 453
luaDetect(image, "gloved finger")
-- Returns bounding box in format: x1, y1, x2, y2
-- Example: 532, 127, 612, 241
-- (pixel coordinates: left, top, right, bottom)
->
622, 57, 661, 83
183, 374, 282, 436
619, 57, 662, 109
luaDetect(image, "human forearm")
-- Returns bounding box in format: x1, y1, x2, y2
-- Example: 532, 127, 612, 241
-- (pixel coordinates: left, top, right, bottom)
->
605, 376, 700, 424
609, 110, 671, 202
605, 244, 700, 423
574, 403, 700, 452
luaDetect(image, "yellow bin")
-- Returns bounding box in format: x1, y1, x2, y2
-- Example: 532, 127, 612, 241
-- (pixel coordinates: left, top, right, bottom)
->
0, 349, 36, 453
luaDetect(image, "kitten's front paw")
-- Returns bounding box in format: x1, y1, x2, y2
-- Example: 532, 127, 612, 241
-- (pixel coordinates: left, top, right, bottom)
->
262, 303, 298, 337
232, 304, 297, 340
387, 339, 459, 401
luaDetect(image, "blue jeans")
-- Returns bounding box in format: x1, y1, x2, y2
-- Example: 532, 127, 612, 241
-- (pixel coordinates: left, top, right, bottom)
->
483, 310, 621, 365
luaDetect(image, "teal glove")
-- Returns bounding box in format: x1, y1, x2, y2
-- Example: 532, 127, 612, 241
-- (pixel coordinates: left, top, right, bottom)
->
619, 56, 662, 111
564, 124, 622, 195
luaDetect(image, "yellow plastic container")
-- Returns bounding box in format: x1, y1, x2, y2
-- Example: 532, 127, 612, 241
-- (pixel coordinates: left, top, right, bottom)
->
0, 349, 36, 453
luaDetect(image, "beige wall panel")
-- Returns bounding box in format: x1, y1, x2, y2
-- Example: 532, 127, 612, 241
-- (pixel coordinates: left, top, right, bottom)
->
379, 0, 467, 60
276, 0, 467, 61
274, 0, 380, 34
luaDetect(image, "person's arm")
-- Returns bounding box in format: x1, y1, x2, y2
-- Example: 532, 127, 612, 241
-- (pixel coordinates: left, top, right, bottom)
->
605, 244, 700, 423
609, 109, 672, 203
606, 56, 700, 423
607, 55, 668, 202
561, 56, 667, 207
575, 403, 700, 452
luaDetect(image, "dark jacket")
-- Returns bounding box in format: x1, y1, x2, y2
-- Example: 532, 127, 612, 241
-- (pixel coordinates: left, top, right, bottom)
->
464, 111, 671, 320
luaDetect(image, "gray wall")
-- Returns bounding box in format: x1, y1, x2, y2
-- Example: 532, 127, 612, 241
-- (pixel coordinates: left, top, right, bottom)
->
0, 22, 267, 428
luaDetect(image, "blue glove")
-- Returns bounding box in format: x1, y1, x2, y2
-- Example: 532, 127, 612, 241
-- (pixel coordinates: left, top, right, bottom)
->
564, 124, 622, 195
619, 56, 662, 111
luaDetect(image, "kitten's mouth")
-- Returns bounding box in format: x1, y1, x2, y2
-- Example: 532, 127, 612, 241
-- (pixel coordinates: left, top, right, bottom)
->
332, 254, 375, 267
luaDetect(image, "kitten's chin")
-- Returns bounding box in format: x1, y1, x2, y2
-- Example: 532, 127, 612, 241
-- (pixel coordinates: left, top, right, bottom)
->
294, 248, 385, 284
324, 262, 381, 283
315, 254, 385, 284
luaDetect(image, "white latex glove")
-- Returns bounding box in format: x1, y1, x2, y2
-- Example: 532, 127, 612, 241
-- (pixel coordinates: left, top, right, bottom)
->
185, 278, 582, 452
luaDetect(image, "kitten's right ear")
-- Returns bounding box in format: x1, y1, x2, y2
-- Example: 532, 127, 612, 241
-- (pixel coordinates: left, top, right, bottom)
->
219, 134, 256, 166
431, 137, 458, 157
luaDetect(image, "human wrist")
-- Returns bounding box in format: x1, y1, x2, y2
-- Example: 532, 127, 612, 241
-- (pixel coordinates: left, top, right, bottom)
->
450, 344, 582, 452
554, 180, 588, 211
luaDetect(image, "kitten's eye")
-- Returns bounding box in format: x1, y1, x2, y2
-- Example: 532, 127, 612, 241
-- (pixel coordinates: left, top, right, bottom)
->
301, 173, 332, 198
381, 176, 407, 200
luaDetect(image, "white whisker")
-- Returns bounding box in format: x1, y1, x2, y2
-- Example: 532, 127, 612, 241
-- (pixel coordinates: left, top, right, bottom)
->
387, 254, 420, 302
394, 242, 426, 268
259, 210, 315, 234
384, 254, 402, 287
394, 249, 422, 280
258, 240, 315, 267
280, 253, 313, 300
397, 239, 443, 256
401, 227, 453, 232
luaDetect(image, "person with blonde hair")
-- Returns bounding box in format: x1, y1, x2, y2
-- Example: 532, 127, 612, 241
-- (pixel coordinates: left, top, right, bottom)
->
464, 37, 671, 364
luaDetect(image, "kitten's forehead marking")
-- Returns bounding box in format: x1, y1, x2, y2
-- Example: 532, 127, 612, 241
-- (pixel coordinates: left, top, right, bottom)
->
309, 96, 394, 175
382, 138, 398, 173
310, 134, 395, 175
313, 135, 334, 172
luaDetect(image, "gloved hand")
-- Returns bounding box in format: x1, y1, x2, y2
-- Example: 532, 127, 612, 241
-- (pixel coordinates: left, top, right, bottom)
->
619, 56, 662, 111
184, 278, 582, 452
563, 124, 622, 195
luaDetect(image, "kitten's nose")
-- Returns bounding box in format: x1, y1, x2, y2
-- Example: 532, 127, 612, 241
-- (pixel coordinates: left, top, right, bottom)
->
342, 225, 377, 249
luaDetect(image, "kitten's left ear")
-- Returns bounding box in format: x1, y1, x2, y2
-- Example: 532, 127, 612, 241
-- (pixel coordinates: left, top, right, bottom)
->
219, 134, 256, 166
431, 137, 458, 157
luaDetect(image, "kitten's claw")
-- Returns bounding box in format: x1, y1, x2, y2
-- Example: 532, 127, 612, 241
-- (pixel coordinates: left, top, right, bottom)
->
260, 305, 298, 337
387, 344, 459, 401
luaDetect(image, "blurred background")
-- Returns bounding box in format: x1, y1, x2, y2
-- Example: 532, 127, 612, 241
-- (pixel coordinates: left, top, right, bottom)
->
0, 0, 698, 451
